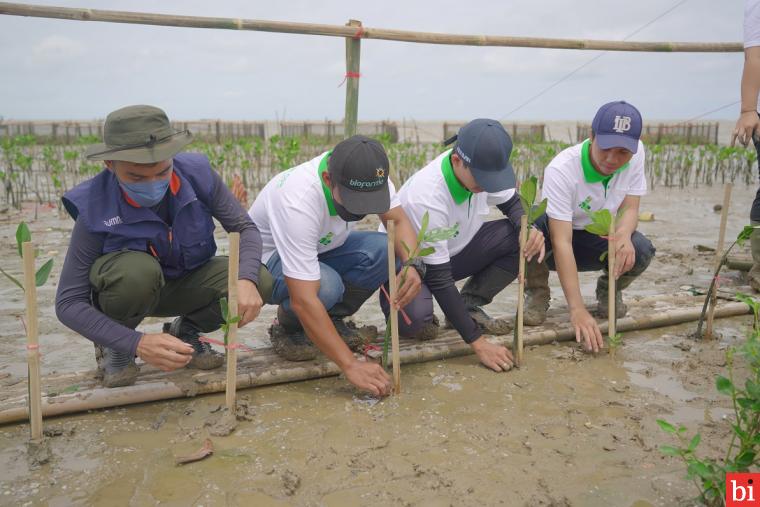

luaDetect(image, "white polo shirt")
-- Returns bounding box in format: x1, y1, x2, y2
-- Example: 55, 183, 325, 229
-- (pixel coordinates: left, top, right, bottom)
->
249, 151, 399, 281
746, 0, 760, 48
543, 139, 647, 230
393, 150, 515, 265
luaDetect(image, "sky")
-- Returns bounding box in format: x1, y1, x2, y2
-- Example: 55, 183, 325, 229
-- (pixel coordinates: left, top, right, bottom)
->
0, 0, 746, 122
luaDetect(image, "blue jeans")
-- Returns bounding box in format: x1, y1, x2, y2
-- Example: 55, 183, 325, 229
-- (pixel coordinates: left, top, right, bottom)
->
266, 231, 389, 313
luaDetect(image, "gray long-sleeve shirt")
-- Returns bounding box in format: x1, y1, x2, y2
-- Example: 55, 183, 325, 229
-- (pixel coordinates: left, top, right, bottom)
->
55, 168, 262, 357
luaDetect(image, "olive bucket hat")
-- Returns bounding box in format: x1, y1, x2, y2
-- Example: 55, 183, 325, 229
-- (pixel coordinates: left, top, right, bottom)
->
85, 105, 192, 163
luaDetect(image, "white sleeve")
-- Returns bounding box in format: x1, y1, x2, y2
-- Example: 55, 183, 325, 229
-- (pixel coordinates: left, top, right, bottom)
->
746, 0, 760, 48
543, 165, 576, 222
405, 195, 453, 266
625, 143, 648, 196
269, 194, 322, 281
486, 188, 516, 206
388, 178, 401, 209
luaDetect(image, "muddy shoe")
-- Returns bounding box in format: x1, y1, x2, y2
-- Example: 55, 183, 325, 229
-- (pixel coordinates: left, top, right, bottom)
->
166, 317, 224, 370
268, 324, 318, 361
332, 319, 368, 352
94, 344, 139, 388
446, 308, 511, 335
596, 290, 627, 320
407, 315, 439, 341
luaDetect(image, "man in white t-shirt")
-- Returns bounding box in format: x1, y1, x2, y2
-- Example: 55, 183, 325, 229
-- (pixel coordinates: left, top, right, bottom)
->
249, 136, 423, 397
381, 119, 545, 372
733, 0, 760, 291
524, 101, 656, 353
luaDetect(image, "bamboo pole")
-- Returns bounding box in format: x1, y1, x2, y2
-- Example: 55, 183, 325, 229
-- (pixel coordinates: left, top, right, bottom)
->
387, 220, 401, 394
0, 3, 742, 53
515, 215, 528, 366
21, 241, 43, 441
344, 19, 361, 138
705, 183, 732, 339
0, 297, 750, 425
608, 216, 617, 341
225, 232, 240, 410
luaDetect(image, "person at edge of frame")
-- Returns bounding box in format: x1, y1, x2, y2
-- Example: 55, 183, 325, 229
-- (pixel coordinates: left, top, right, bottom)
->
55, 105, 270, 388
523, 101, 656, 354
379, 118, 545, 372
248, 135, 424, 397
733, 0, 760, 292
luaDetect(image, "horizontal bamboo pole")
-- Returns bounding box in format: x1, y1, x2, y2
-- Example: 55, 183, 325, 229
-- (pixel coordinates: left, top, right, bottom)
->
0, 2, 742, 53
0, 299, 750, 425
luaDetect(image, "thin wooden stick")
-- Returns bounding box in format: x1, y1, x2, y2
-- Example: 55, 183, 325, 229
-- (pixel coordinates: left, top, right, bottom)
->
225, 232, 240, 410
21, 241, 43, 441
0, 3, 742, 52
608, 216, 617, 341
344, 19, 361, 138
387, 220, 401, 394
515, 215, 528, 366
705, 183, 732, 339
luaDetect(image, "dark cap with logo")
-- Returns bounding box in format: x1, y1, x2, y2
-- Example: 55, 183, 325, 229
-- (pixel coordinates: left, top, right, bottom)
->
447, 118, 516, 193
591, 100, 643, 154
328, 135, 391, 214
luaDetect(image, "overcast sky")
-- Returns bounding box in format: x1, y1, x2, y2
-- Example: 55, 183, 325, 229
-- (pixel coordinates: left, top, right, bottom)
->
0, 0, 746, 122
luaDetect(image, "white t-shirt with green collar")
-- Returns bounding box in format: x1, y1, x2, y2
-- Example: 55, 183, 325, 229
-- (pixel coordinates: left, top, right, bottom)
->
543, 139, 647, 230
393, 149, 515, 266
249, 151, 400, 281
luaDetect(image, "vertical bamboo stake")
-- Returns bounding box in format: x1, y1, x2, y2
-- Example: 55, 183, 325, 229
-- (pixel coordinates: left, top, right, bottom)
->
608, 216, 617, 341
705, 183, 732, 339
344, 19, 362, 138
225, 232, 240, 410
22, 242, 43, 441
515, 215, 528, 366
387, 220, 401, 394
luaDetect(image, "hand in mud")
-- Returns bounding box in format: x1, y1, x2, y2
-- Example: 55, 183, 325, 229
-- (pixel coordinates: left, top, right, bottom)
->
136, 333, 194, 371
471, 337, 514, 372
733, 112, 760, 147
237, 279, 263, 327
395, 267, 422, 309
614, 236, 636, 279
570, 308, 604, 353
524, 226, 546, 263
343, 359, 392, 397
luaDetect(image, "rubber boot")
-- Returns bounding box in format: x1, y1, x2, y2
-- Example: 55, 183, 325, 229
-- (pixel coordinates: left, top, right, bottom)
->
523, 259, 551, 326
406, 315, 440, 341
328, 283, 377, 351
749, 220, 760, 292
94, 344, 139, 388
268, 306, 318, 362
166, 317, 225, 370
449, 265, 516, 335
596, 269, 640, 320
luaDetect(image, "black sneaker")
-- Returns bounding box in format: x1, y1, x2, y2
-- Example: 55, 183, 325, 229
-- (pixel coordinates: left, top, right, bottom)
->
165, 317, 224, 370
94, 344, 139, 388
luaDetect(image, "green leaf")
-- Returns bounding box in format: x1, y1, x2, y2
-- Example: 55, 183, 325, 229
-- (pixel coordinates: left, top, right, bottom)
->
0, 267, 24, 291
599, 251, 608, 263
737, 225, 760, 247
219, 297, 229, 320
400, 240, 411, 257
35, 259, 53, 287
424, 223, 459, 243
519, 176, 537, 209
417, 211, 429, 246
687, 461, 712, 480
656, 419, 677, 434
228, 316, 241, 324
16, 222, 31, 257
659, 445, 681, 456
716, 375, 733, 395
417, 247, 435, 258
736, 292, 760, 313
529, 198, 548, 224
736, 450, 756, 469
688, 433, 701, 452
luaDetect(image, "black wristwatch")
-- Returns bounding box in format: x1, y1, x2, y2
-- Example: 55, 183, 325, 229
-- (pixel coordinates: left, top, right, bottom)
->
404, 257, 427, 279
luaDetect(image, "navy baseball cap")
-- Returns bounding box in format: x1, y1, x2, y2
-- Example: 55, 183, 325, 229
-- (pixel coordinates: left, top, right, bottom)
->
591, 101, 642, 154
328, 135, 390, 214
447, 119, 516, 193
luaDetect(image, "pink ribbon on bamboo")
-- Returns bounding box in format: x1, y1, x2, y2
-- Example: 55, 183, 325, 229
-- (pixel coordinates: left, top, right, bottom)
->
199, 336, 255, 353
338, 71, 361, 87
379, 284, 412, 326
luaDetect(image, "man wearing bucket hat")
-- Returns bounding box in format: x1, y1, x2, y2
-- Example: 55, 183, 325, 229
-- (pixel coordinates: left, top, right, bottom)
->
55, 105, 270, 387
523, 101, 656, 353
379, 119, 545, 372
248, 135, 423, 397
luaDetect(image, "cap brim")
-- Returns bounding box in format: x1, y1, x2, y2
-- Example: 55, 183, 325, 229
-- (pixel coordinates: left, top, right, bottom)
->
595, 133, 639, 154
338, 184, 391, 215
469, 160, 516, 193
85, 131, 193, 163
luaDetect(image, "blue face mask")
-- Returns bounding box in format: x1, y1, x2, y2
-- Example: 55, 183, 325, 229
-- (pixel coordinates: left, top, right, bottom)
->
119, 178, 170, 207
